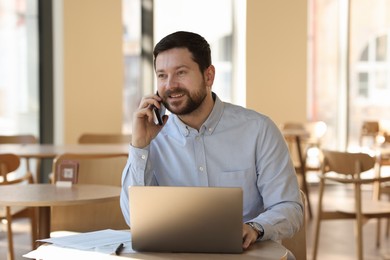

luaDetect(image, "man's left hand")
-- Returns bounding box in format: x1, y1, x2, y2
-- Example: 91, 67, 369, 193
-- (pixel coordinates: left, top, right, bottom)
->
242, 223, 258, 249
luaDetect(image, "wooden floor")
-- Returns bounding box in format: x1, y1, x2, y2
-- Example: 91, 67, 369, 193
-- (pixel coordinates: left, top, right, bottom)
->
1, 183, 390, 260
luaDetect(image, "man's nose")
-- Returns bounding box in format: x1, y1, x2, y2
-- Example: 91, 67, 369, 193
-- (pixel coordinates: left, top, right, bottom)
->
166, 75, 179, 89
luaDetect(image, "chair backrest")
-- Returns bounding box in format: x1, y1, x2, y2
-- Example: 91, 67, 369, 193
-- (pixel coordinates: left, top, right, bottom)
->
0, 134, 39, 144
0, 153, 33, 185
282, 190, 307, 260
51, 153, 128, 232
384, 132, 390, 143
52, 153, 127, 185
0, 134, 40, 182
361, 121, 379, 136
0, 153, 20, 184
321, 150, 375, 176
281, 122, 305, 131
78, 133, 132, 144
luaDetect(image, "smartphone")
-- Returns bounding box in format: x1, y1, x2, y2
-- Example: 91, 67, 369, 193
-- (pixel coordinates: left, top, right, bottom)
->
153, 92, 166, 125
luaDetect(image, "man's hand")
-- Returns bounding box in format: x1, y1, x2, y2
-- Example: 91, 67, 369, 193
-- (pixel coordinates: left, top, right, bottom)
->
242, 223, 259, 249
131, 93, 168, 148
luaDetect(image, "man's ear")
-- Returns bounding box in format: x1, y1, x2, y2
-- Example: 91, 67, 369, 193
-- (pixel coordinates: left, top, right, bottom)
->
205, 65, 215, 84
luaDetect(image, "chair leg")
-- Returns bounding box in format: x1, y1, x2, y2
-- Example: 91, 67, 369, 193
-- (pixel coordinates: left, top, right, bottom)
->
295, 137, 313, 219
355, 220, 364, 260
354, 183, 364, 260
6, 207, 15, 260
312, 180, 325, 260
301, 173, 313, 219
312, 218, 321, 260
30, 207, 38, 249
376, 218, 381, 247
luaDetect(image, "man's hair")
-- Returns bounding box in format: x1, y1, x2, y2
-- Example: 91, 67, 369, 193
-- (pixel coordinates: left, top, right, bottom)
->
153, 31, 212, 73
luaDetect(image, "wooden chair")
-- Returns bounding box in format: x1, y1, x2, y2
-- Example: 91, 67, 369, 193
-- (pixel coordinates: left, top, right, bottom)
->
51, 153, 129, 233
282, 190, 307, 260
0, 135, 41, 183
312, 150, 390, 260
0, 154, 37, 260
78, 133, 132, 144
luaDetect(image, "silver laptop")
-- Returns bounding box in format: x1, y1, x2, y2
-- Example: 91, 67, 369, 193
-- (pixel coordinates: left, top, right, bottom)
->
129, 186, 243, 253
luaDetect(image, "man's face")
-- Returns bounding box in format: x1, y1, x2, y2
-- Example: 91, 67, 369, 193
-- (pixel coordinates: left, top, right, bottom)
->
155, 48, 208, 115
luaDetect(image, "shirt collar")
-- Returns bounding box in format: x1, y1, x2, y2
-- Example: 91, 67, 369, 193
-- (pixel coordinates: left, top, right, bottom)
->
173, 92, 223, 137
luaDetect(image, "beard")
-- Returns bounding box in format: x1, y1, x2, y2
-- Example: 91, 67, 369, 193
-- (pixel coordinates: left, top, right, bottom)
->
163, 83, 208, 116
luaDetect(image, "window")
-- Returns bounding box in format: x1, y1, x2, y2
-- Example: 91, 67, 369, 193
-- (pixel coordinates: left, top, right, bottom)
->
0, 0, 39, 135
122, 0, 142, 133
154, 0, 234, 102
307, 0, 342, 149
349, 1, 390, 149
308, 0, 390, 150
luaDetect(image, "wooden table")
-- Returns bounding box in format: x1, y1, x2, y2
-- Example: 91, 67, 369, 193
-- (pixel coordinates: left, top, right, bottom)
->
0, 143, 129, 159
0, 184, 121, 241
0, 143, 129, 182
25, 239, 288, 260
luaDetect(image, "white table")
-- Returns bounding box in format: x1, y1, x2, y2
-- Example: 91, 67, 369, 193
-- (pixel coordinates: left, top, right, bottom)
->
25, 239, 288, 260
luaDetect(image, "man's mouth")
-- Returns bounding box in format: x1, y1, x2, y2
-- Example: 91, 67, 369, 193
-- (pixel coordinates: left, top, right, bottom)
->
169, 93, 185, 99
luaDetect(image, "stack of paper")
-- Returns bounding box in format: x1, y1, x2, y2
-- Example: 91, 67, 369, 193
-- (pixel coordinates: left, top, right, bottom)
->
23, 229, 134, 259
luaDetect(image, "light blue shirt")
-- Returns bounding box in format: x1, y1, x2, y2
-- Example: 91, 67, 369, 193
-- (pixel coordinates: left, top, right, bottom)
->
120, 94, 303, 241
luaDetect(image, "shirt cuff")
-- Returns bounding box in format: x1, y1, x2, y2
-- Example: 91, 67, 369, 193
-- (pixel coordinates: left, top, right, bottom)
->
128, 145, 149, 184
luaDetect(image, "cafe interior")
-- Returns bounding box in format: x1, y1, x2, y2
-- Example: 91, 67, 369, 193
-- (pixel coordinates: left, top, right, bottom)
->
1, 0, 390, 259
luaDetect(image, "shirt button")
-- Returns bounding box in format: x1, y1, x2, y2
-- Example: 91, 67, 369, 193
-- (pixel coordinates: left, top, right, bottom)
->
184, 129, 189, 136
199, 166, 204, 172
208, 128, 213, 132
141, 155, 146, 160
195, 136, 200, 141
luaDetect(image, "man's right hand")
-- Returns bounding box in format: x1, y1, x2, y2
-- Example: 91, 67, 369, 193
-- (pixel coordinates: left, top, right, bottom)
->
131, 93, 168, 148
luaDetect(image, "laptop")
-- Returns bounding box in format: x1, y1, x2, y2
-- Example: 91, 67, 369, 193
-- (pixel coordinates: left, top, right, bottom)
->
129, 186, 243, 254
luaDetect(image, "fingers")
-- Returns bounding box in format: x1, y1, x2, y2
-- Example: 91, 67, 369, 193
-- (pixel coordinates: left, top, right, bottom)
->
135, 94, 163, 124
138, 93, 162, 110
242, 224, 257, 250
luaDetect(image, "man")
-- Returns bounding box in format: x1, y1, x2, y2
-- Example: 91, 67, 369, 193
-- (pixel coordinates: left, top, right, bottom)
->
120, 31, 303, 251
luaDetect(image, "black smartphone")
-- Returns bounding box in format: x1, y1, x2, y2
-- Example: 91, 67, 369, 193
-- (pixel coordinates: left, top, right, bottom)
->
153, 92, 166, 125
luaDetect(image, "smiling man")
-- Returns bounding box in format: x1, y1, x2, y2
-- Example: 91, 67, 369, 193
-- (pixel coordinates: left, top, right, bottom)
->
120, 31, 303, 257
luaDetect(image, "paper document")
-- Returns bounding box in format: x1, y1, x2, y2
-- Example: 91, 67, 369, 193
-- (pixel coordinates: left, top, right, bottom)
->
36, 229, 134, 254
23, 244, 130, 259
